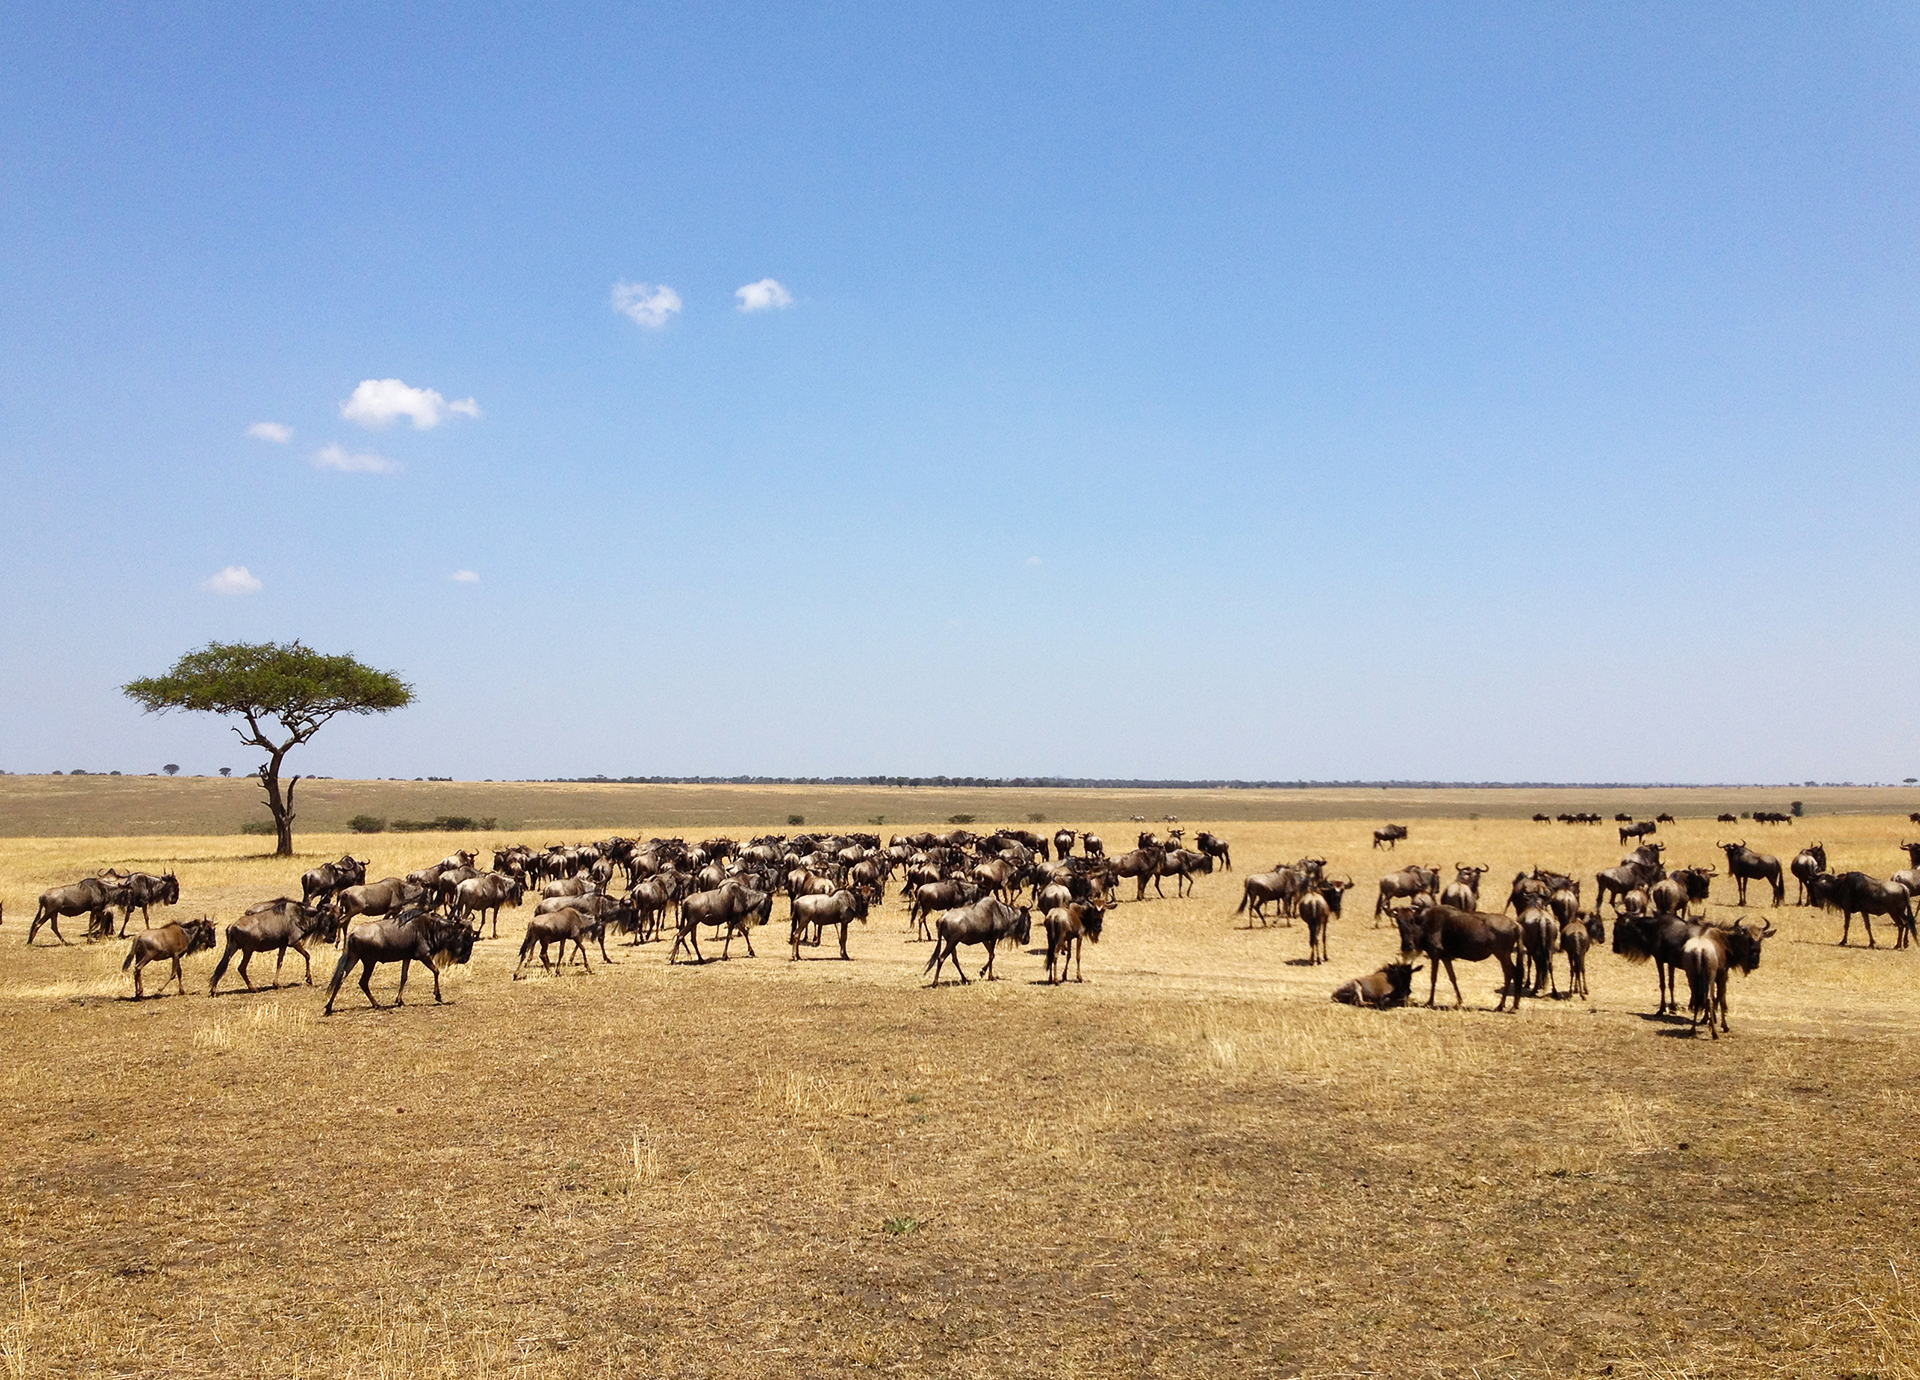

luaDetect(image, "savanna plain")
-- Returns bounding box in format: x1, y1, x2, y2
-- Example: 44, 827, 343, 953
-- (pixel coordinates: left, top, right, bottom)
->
4, 783, 1920, 1378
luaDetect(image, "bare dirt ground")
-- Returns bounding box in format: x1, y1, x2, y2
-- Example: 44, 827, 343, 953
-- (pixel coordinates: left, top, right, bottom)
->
3, 806, 1920, 1377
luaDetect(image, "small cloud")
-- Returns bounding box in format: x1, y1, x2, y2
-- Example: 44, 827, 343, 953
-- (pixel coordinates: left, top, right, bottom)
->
340, 378, 480, 430
612, 280, 682, 329
735, 278, 794, 312
450, 570, 480, 584
1026, 555, 1042, 567
246, 421, 292, 443
313, 443, 398, 473
201, 565, 262, 595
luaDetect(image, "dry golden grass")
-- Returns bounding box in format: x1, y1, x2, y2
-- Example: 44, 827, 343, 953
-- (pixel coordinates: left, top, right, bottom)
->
2, 808, 1919, 1376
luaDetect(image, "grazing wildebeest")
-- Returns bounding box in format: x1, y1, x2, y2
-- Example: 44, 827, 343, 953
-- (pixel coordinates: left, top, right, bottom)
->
513, 907, 609, 976
1611, 912, 1700, 1016
1043, 900, 1106, 984
1372, 823, 1408, 851
1393, 904, 1524, 1011
107, 870, 181, 933
323, 910, 476, 1014
1656, 813, 1676, 824
1331, 962, 1420, 1009
122, 918, 216, 999
670, 885, 771, 963
924, 898, 1031, 985
1681, 920, 1771, 1038
1157, 848, 1213, 898
1809, 871, 1915, 949
1717, 813, 1738, 823
209, 899, 325, 993
300, 856, 367, 910
30, 877, 128, 945
1195, 832, 1231, 870
1374, 865, 1441, 923
909, 879, 983, 940
1518, 904, 1561, 995
1532, 813, 1551, 823
1619, 820, 1657, 845
1718, 841, 1784, 906
1790, 844, 1828, 905
453, 872, 526, 938
1559, 912, 1604, 999
336, 878, 427, 923
790, 888, 869, 961
1236, 868, 1307, 927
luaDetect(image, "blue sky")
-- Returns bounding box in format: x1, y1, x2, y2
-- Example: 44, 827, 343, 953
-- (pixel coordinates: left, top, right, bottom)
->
2, 3, 1917, 783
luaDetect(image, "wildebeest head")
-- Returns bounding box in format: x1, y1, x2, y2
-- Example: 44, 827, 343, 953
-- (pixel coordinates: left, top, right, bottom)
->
1012, 906, 1033, 947
183, 918, 217, 955
160, 873, 180, 905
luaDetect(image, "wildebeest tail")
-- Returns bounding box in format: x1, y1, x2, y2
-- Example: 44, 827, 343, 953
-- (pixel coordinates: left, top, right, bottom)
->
208, 940, 236, 988
121, 946, 135, 971
322, 946, 355, 1009
1234, 888, 1249, 915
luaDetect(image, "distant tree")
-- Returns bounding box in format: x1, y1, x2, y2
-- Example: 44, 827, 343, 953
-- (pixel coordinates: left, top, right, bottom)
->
219, 767, 232, 777
123, 641, 413, 856
163, 763, 180, 776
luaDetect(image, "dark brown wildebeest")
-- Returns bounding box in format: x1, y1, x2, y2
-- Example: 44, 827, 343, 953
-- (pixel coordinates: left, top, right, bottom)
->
513, 907, 610, 977
1790, 844, 1828, 905
1236, 868, 1306, 927
1717, 813, 1738, 823
1619, 820, 1657, 845
790, 888, 869, 961
1372, 823, 1409, 851
301, 855, 367, 910
453, 872, 526, 937
670, 885, 771, 963
323, 910, 476, 1014
1656, 812, 1676, 824
336, 878, 427, 923
1195, 833, 1231, 870
1809, 871, 1915, 949
1043, 900, 1106, 984
1518, 905, 1561, 995
1532, 813, 1552, 823
1681, 920, 1771, 1038
1559, 912, 1605, 999
909, 879, 983, 940
1718, 841, 1784, 906
1297, 883, 1346, 965
104, 870, 181, 933
1445, 864, 1490, 909
1610, 912, 1700, 1016
1157, 848, 1213, 898
123, 918, 216, 999
628, 874, 685, 944
924, 898, 1031, 985
209, 899, 326, 993
1331, 962, 1420, 1009
1052, 828, 1077, 859
1596, 854, 1665, 914
1374, 865, 1441, 923
1081, 834, 1105, 858
1901, 841, 1920, 871
30, 877, 128, 945
1112, 846, 1167, 901
1393, 904, 1524, 1011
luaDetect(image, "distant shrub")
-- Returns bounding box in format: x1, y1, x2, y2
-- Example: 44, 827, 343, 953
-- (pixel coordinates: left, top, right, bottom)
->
787, 814, 806, 826
163, 764, 180, 776
948, 814, 975, 825
868, 815, 886, 826
1026, 812, 1046, 823
1791, 800, 1804, 817
390, 815, 496, 833
348, 814, 387, 834
239, 820, 276, 835
218, 767, 232, 777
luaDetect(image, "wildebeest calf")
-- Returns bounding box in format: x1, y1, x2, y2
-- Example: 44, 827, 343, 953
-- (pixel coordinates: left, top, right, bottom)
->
124, 918, 216, 999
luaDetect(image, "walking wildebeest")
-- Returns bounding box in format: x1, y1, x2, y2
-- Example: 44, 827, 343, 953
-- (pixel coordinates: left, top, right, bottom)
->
123, 918, 217, 999
1043, 900, 1105, 984
335, 878, 427, 923
1718, 841, 1784, 907
105, 870, 180, 933
1111, 846, 1166, 901
790, 888, 869, 961
1372, 823, 1408, 850
1331, 962, 1420, 1009
924, 898, 1031, 985
908, 879, 983, 940
31, 877, 129, 945
1374, 865, 1441, 923
1619, 820, 1657, 845
1681, 920, 1771, 1039
300, 856, 367, 910
1236, 868, 1308, 926
513, 907, 610, 977
323, 910, 476, 1014
1393, 904, 1524, 1011
453, 872, 526, 937
209, 899, 326, 993
670, 885, 771, 963
1808, 871, 1915, 949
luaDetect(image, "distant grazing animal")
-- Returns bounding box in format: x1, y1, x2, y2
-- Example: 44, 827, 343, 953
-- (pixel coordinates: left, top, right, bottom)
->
924, 898, 1031, 985
1392, 904, 1524, 1011
1718, 841, 1785, 907
1043, 900, 1106, 984
1372, 823, 1409, 851
1331, 962, 1420, 1009
209, 899, 325, 993
323, 910, 476, 1014
1655, 813, 1676, 824
1717, 813, 1738, 823
1532, 813, 1551, 823
123, 918, 216, 999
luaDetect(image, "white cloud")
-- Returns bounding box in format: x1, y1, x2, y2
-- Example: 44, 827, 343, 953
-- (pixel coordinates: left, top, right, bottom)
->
611, 280, 683, 329
339, 378, 481, 430
450, 570, 480, 584
734, 278, 794, 312
246, 421, 292, 443
201, 565, 262, 595
1026, 555, 1043, 567
313, 443, 398, 474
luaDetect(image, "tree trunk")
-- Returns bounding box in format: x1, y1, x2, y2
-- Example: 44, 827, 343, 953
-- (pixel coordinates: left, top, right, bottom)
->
258, 750, 298, 857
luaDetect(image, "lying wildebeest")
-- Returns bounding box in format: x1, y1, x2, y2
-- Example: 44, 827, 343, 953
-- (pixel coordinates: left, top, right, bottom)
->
1043, 900, 1105, 984
1790, 844, 1828, 905
1331, 962, 1420, 1009
790, 888, 869, 961
209, 899, 326, 993
513, 906, 610, 977
1718, 841, 1784, 906
1195, 832, 1231, 870
453, 872, 526, 938
1559, 912, 1605, 1000
323, 910, 476, 1014
30, 877, 128, 945
1681, 920, 1771, 1039
301, 855, 367, 910
1808, 871, 1915, 949
1374, 865, 1441, 923
123, 918, 216, 999
924, 898, 1031, 986
105, 870, 180, 933
670, 885, 771, 963
1372, 823, 1408, 850
1611, 911, 1700, 1016
1393, 903, 1524, 1011
336, 878, 427, 923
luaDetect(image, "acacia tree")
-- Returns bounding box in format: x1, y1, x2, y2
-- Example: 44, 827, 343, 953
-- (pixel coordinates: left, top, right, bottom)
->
123, 641, 413, 856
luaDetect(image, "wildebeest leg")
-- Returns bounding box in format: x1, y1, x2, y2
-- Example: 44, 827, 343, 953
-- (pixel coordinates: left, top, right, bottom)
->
429, 956, 446, 1003
169, 956, 185, 997
292, 939, 312, 985
573, 937, 592, 973
1444, 958, 1464, 1009
131, 958, 145, 999
236, 949, 257, 991
395, 957, 411, 1006
837, 922, 850, 960
1863, 912, 1877, 949
739, 924, 755, 958
1073, 936, 1085, 982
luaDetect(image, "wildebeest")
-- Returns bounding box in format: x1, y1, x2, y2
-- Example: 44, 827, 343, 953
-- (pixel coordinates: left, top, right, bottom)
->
453, 872, 526, 937
1681, 920, 1771, 1038
1808, 871, 1915, 949
1372, 823, 1409, 850
1331, 962, 1420, 1009
1559, 912, 1604, 1000
1901, 842, 1920, 871
513, 907, 610, 977
323, 910, 476, 1014
1790, 844, 1828, 905
335, 878, 427, 923
1532, 813, 1551, 823
300, 855, 367, 910
1195, 832, 1231, 870
1655, 813, 1676, 824
1619, 820, 1657, 845
1236, 867, 1309, 926
1595, 852, 1665, 914
1374, 865, 1442, 923
1043, 900, 1105, 984
1718, 841, 1784, 906
123, 918, 217, 999
1297, 887, 1335, 965
924, 898, 1031, 985
31, 877, 127, 944
209, 899, 326, 993
1111, 846, 1166, 901
1393, 904, 1524, 1011
105, 870, 181, 933
1518, 904, 1561, 995
1081, 833, 1105, 858
790, 888, 869, 961
670, 885, 771, 963
1611, 912, 1700, 1016
1052, 828, 1077, 859
908, 878, 983, 940
1157, 848, 1214, 898
1717, 813, 1738, 823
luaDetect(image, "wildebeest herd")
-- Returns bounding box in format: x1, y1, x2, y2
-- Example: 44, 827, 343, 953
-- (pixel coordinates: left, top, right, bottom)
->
16, 814, 1920, 1039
